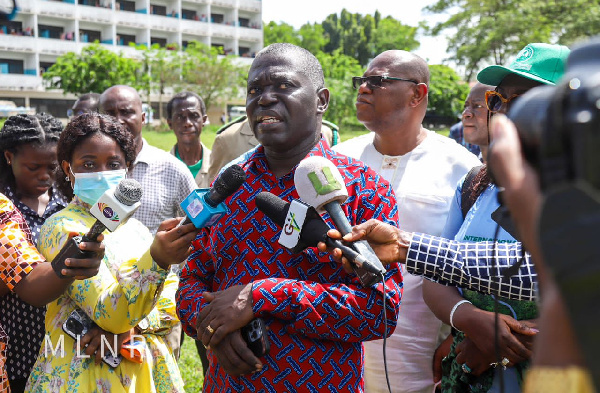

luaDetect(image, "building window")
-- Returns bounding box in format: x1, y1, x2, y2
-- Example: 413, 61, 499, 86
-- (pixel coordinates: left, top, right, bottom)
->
238, 17, 249, 28
239, 46, 250, 57
151, 4, 166, 16
181, 8, 198, 20
79, 29, 101, 43
38, 24, 64, 39
117, 33, 136, 46
151, 37, 167, 46
116, 0, 135, 12
211, 13, 224, 24
0, 59, 24, 74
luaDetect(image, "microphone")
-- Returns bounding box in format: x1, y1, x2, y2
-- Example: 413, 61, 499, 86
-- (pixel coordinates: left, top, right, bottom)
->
293, 156, 386, 277
51, 178, 143, 278
179, 164, 246, 228
86, 178, 143, 241
256, 192, 381, 286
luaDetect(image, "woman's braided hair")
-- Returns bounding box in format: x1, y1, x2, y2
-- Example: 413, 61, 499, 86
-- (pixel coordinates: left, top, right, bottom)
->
0, 113, 63, 192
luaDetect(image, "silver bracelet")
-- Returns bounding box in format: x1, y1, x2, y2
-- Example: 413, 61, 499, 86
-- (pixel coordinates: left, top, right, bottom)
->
449, 299, 472, 331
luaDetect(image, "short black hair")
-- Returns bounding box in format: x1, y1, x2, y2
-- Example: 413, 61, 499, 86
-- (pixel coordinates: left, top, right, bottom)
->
74, 93, 101, 111
0, 113, 63, 192
253, 43, 325, 90
167, 92, 206, 119
57, 112, 136, 200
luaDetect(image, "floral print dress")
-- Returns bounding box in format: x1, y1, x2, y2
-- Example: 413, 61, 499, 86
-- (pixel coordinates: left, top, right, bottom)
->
25, 200, 185, 393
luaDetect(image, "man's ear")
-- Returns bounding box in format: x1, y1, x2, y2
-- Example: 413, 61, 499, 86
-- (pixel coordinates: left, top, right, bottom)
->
316, 88, 330, 114
411, 84, 428, 107
166, 118, 172, 129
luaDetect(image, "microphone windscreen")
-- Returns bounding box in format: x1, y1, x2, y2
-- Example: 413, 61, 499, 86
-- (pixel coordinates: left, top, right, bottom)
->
114, 179, 143, 206
255, 192, 289, 227
294, 156, 348, 213
210, 164, 247, 206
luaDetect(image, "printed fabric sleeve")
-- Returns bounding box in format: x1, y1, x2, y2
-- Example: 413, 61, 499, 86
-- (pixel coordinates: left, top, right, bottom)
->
251, 180, 403, 343
406, 232, 537, 301
0, 196, 44, 291
176, 228, 213, 339
39, 216, 168, 334
136, 271, 180, 335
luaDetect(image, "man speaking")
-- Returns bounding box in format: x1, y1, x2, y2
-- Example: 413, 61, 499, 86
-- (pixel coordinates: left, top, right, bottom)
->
176, 43, 403, 392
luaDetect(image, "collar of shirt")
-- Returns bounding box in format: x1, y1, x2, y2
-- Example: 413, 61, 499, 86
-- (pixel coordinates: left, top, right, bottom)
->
133, 138, 156, 166
3, 185, 67, 221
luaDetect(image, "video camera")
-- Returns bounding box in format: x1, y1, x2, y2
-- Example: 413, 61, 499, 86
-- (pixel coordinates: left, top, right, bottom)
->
507, 38, 600, 191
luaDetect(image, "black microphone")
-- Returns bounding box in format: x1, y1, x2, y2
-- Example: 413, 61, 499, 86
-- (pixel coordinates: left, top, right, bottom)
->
179, 164, 246, 228
293, 156, 387, 277
51, 178, 143, 278
256, 192, 382, 286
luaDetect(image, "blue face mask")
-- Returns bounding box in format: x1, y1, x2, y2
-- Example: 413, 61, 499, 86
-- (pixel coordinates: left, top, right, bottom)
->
71, 169, 127, 205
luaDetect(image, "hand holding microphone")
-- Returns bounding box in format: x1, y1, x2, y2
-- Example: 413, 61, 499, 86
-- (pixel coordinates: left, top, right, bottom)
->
293, 156, 387, 284
51, 179, 143, 278
179, 164, 246, 228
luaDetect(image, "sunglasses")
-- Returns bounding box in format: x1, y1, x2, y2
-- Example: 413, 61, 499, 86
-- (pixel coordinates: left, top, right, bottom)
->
485, 90, 522, 113
352, 75, 419, 90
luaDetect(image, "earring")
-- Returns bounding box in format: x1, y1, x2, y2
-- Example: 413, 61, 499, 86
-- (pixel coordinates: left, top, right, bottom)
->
6, 160, 10, 165
65, 176, 69, 181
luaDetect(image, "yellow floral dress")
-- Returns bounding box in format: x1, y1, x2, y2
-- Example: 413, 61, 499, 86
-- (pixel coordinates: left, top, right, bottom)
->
25, 200, 185, 393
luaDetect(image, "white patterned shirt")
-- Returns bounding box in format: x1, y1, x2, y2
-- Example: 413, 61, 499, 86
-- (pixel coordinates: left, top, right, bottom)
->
129, 139, 197, 234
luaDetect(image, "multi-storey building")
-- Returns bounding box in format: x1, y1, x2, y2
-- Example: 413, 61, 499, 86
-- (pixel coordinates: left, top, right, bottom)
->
0, 0, 262, 119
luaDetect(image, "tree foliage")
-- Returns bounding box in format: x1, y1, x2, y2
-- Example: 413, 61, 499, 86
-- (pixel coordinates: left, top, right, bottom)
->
264, 9, 420, 67
423, 0, 600, 80
42, 43, 143, 94
428, 64, 470, 118
179, 42, 248, 114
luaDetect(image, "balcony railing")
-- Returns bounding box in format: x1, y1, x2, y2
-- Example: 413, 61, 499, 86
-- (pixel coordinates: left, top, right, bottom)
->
148, 13, 180, 32
211, 22, 235, 38
37, 0, 77, 18
0, 73, 43, 90
238, 0, 261, 13
78, 4, 113, 23
180, 18, 209, 36
114, 10, 148, 29
0, 35, 37, 53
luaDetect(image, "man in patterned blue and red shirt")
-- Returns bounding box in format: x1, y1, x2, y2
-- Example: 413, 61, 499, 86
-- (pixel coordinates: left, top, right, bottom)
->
176, 43, 403, 393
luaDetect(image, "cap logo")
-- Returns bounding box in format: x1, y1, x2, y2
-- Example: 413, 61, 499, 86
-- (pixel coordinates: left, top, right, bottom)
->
515, 46, 534, 63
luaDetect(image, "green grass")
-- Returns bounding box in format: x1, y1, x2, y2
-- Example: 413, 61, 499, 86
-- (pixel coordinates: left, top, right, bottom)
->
179, 336, 204, 392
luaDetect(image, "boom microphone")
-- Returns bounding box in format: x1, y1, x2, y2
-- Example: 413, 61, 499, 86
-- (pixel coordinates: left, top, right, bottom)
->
256, 192, 376, 278
294, 156, 386, 277
51, 178, 143, 277
179, 164, 246, 228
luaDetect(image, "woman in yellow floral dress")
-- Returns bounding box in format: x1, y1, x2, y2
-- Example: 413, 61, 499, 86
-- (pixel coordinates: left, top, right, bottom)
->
25, 113, 199, 393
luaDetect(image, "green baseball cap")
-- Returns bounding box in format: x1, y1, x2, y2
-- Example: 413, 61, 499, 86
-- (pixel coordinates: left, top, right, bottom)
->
477, 43, 570, 86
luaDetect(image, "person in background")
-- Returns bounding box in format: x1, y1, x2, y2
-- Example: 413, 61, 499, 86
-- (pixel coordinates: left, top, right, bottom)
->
167, 92, 212, 188
333, 50, 480, 393
207, 115, 340, 183
1, 195, 104, 393
26, 113, 197, 392
449, 121, 482, 157
100, 86, 197, 361
0, 113, 67, 393
177, 43, 402, 392
68, 93, 100, 119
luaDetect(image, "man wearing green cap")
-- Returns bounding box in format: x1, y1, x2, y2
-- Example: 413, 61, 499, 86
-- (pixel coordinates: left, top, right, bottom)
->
419, 42, 569, 393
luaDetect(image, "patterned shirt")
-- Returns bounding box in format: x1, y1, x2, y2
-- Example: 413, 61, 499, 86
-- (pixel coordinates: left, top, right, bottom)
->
406, 233, 537, 301
0, 194, 44, 391
0, 194, 43, 291
130, 139, 197, 234
0, 186, 67, 380
177, 139, 403, 393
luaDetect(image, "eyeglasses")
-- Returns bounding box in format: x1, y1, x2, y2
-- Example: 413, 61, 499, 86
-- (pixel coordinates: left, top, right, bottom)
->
485, 90, 522, 113
352, 75, 419, 90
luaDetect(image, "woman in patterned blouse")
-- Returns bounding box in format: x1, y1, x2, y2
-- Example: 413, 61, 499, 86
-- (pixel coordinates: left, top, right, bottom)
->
25, 113, 198, 393
0, 113, 68, 393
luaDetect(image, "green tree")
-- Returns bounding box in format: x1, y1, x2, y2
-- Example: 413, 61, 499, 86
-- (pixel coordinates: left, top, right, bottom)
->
42, 43, 142, 95
316, 51, 364, 129
423, 0, 600, 80
135, 43, 182, 121
263, 21, 300, 46
179, 42, 248, 112
299, 23, 326, 55
427, 64, 470, 118
371, 17, 419, 59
